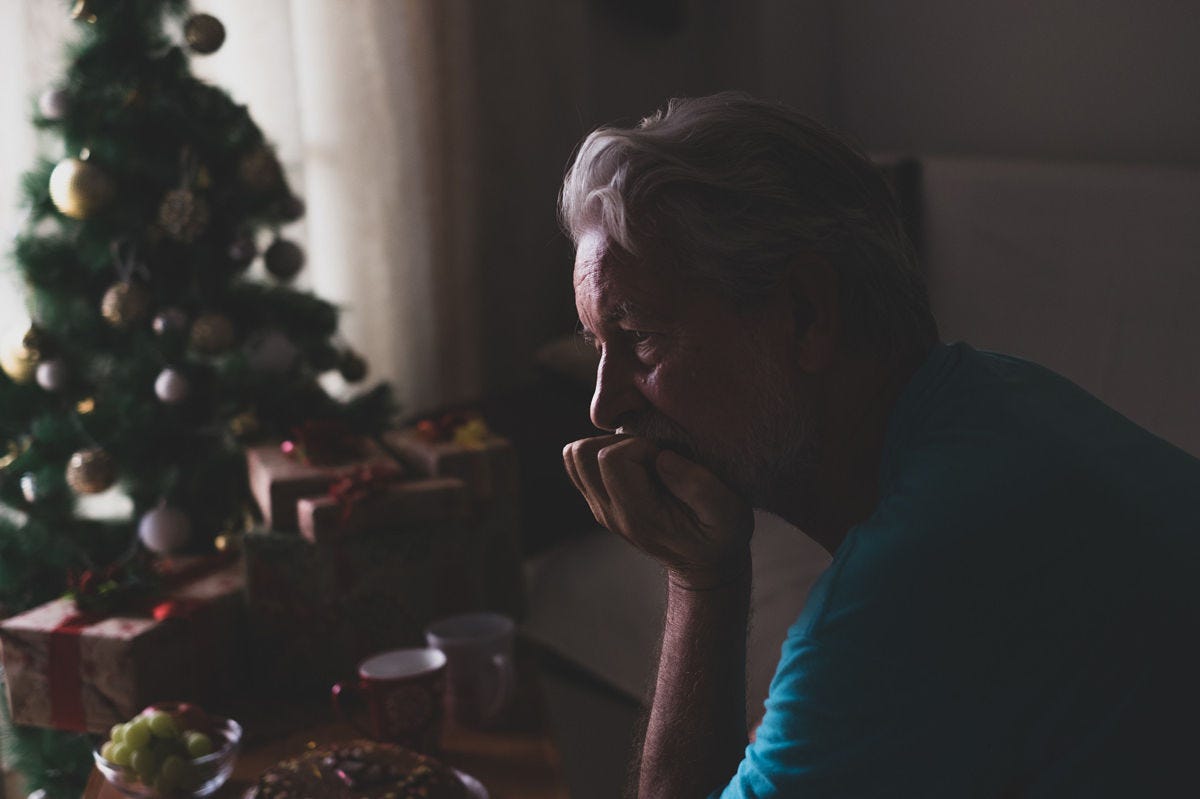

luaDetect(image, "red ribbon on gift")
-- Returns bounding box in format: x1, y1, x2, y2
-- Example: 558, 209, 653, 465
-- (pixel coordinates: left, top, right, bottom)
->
328, 463, 404, 526
47, 562, 230, 732
47, 611, 101, 731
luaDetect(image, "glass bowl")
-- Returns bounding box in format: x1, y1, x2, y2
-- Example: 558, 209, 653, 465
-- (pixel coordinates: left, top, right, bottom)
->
94, 716, 242, 798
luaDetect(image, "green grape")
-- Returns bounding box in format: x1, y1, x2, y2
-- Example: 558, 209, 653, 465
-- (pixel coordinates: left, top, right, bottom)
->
109, 723, 125, 744
130, 748, 157, 781
147, 710, 180, 739
100, 741, 116, 762
185, 731, 214, 759
124, 718, 151, 749
160, 754, 188, 789
108, 742, 132, 767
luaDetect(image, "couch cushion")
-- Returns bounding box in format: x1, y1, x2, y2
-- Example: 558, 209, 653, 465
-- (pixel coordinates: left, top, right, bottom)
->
521, 510, 831, 719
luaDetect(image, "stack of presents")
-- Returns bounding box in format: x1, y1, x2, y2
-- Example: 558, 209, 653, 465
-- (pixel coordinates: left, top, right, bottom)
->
0, 415, 522, 734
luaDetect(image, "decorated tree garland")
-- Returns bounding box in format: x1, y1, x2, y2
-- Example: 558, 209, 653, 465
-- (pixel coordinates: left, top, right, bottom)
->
0, 2, 396, 796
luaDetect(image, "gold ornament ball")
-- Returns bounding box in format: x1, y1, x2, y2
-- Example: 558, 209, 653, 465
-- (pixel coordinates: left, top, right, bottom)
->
66, 448, 117, 494
71, 0, 97, 23
158, 188, 210, 243
190, 313, 236, 355
238, 148, 282, 194
0, 327, 41, 384
101, 282, 151, 328
229, 410, 260, 440
50, 157, 115, 219
185, 13, 226, 54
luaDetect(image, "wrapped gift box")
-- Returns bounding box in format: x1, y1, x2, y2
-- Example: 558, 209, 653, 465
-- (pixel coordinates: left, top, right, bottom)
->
381, 428, 519, 503
246, 439, 395, 531
243, 520, 463, 693
297, 476, 468, 544
381, 427, 524, 616
0, 557, 245, 734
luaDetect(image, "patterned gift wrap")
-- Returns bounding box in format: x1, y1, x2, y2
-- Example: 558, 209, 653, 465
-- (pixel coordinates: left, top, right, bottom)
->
245, 439, 396, 532
0, 557, 245, 734
381, 428, 525, 617
297, 475, 468, 545
242, 521, 463, 693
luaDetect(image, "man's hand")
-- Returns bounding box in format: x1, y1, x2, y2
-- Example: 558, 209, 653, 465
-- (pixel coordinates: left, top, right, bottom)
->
562, 434, 754, 590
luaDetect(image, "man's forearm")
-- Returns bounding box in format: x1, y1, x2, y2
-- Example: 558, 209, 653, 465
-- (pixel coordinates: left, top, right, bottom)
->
639, 569, 751, 797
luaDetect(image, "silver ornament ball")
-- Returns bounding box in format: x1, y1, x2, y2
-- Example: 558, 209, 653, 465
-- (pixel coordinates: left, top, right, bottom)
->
35, 358, 68, 392
138, 504, 192, 555
154, 368, 190, 404
248, 330, 299, 374
38, 89, 69, 120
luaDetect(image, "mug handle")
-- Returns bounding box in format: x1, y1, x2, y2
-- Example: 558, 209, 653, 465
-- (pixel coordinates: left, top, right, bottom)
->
331, 681, 376, 739
483, 651, 516, 723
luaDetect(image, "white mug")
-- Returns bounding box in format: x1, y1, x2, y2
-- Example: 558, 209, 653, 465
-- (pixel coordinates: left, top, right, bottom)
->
425, 612, 515, 728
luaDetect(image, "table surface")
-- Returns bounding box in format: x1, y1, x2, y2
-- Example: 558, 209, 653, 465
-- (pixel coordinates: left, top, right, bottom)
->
83, 652, 570, 799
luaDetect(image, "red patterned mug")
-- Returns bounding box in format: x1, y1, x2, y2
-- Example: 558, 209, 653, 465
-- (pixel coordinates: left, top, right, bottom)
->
331, 648, 447, 753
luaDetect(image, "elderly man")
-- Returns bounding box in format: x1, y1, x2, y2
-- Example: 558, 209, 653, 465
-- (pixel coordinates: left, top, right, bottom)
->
560, 92, 1199, 798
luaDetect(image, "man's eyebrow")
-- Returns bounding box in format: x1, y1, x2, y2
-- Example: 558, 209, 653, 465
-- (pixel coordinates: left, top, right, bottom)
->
576, 299, 658, 345
605, 299, 653, 324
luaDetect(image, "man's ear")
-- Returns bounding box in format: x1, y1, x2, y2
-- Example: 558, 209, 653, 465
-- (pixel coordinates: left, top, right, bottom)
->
787, 255, 839, 373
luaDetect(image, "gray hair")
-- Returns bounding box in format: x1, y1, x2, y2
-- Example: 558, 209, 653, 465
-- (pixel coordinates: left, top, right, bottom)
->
559, 91, 937, 361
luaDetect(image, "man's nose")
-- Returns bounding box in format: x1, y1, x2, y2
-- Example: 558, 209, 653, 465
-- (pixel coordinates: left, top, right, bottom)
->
590, 350, 643, 431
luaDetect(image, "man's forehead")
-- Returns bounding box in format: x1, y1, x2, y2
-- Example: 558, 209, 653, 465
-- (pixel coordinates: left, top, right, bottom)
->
573, 233, 672, 323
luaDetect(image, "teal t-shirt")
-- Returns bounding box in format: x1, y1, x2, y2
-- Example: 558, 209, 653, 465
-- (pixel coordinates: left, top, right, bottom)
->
716, 342, 1200, 798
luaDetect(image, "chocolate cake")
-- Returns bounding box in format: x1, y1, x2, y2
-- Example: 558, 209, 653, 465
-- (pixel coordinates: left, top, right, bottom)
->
246, 740, 469, 799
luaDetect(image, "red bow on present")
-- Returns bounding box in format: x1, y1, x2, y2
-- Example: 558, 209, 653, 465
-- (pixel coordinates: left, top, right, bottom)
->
414, 409, 488, 443
284, 419, 361, 466
328, 464, 405, 525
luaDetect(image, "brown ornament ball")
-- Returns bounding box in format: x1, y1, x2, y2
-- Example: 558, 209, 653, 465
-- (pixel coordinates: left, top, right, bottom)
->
184, 13, 226, 54
338, 351, 368, 383
101, 282, 151, 328
49, 157, 114, 219
66, 448, 117, 494
238, 148, 282, 194
264, 239, 305, 281
158, 188, 210, 243
190, 312, 236, 355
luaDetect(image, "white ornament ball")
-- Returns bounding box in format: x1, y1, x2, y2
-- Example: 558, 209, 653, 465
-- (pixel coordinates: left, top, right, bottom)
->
19, 473, 40, 503
138, 505, 192, 555
154, 368, 190, 403
38, 89, 69, 120
152, 307, 189, 336
28, 790, 48, 799
36, 358, 68, 392
248, 330, 299, 374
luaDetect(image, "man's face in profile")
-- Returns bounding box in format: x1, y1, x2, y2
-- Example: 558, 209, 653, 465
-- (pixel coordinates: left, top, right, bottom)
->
573, 232, 817, 504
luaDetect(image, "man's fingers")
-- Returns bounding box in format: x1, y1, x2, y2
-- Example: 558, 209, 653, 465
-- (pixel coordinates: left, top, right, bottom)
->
563, 435, 628, 528
596, 437, 662, 530
655, 449, 743, 532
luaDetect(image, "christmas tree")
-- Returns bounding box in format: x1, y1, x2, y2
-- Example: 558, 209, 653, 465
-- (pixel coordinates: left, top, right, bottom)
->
0, 2, 393, 795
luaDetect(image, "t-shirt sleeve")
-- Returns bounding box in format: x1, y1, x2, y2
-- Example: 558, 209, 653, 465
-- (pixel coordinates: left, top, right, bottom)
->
710, 627, 1006, 799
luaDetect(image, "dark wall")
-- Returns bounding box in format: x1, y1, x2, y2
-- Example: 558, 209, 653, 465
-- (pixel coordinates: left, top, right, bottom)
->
833, 0, 1200, 164
466, 0, 834, 398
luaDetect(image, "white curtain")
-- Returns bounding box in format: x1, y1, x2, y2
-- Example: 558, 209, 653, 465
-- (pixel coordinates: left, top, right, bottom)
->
0, 2, 72, 331
0, 0, 483, 416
